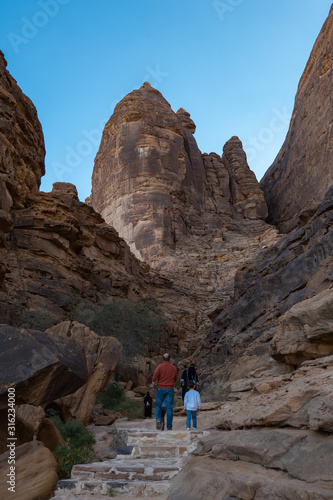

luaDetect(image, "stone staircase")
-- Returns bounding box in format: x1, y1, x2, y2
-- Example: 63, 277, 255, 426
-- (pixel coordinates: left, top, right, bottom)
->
53, 427, 209, 499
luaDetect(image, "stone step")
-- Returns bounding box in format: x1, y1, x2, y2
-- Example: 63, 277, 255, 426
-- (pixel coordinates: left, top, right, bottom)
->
55, 478, 170, 497
71, 459, 180, 481
117, 444, 184, 459
125, 429, 207, 446
53, 425, 207, 499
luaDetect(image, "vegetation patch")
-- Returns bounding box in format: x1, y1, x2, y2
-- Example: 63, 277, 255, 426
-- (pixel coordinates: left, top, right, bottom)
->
200, 379, 231, 403
51, 415, 95, 479
70, 296, 166, 357
96, 382, 143, 420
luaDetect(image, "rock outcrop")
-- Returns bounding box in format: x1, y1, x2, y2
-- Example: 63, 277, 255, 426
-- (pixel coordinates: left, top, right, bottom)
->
91, 82, 279, 348
261, 5, 333, 233
197, 185, 333, 383
0, 440, 58, 500
0, 325, 88, 409
0, 181, 155, 327
168, 429, 333, 499
91, 83, 270, 269
48, 321, 122, 424
0, 51, 45, 214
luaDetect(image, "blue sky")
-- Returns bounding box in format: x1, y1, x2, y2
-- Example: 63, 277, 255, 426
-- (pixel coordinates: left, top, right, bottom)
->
1, 0, 332, 201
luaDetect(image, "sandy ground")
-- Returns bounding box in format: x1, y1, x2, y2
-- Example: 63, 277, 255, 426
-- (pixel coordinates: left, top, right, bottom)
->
113, 405, 222, 432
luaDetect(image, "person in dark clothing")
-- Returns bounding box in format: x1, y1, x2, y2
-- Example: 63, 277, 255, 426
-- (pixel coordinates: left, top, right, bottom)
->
144, 391, 153, 418
181, 364, 199, 401
180, 365, 189, 402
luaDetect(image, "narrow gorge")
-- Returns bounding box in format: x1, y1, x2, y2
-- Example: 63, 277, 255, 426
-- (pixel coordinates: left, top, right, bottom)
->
1, 4, 333, 500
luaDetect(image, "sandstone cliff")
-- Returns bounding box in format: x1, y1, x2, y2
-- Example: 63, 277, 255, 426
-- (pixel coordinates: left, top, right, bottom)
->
261, 5, 333, 233
92, 83, 270, 268
0, 51, 45, 217
91, 83, 279, 351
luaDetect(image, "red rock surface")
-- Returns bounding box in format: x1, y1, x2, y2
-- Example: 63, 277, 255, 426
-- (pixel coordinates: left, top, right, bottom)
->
261, 5, 333, 232
91, 83, 278, 352
0, 51, 45, 213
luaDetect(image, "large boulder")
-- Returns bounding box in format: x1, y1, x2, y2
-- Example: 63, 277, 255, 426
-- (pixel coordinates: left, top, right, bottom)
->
0, 409, 34, 454
270, 289, 333, 365
48, 321, 122, 424
214, 356, 333, 433
261, 5, 333, 232
0, 440, 58, 500
0, 325, 88, 409
167, 429, 333, 499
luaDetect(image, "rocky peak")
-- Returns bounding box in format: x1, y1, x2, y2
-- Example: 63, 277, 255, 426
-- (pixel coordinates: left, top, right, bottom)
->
222, 136, 268, 220
176, 108, 196, 133
261, 5, 333, 232
91, 85, 270, 267
91, 84, 278, 351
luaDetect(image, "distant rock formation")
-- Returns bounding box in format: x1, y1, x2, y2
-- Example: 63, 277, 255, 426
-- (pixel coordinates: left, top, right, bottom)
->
261, 5, 333, 233
92, 83, 269, 268
91, 83, 278, 348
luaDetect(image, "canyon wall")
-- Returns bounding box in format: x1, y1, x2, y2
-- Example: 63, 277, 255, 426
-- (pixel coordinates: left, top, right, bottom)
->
261, 5, 333, 233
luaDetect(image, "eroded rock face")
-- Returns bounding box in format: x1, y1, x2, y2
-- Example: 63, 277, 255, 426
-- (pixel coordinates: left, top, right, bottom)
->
91, 84, 269, 268
168, 429, 333, 500
271, 289, 333, 365
261, 5, 333, 232
91, 81, 207, 264
0, 324, 88, 409
48, 321, 122, 424
222, 136, 268, 220
91, 83, 277, 351
0, 182, 153, 326
198, 186, 333, 383
0, 51, 45, 214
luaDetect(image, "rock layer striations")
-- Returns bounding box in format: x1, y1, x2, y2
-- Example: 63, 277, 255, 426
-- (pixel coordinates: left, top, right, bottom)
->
91, 83, 277, 346
0, 51, 45, 215
261, 5, 333, 232
92, 83, 269, 267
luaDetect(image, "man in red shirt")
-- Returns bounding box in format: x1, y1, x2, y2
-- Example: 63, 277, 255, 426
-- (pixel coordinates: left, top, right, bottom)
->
151, 353, 178, 430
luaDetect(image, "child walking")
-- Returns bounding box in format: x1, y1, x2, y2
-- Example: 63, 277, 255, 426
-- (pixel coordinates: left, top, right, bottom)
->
183, 380, 201, 430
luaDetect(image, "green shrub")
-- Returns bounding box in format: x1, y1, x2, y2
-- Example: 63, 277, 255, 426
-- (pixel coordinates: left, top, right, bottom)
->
0, 303, 54, 330
108, 486, 115, 497
69, 297, 166, 357
19, 309, 54, 331
96, 383, 143, 420
50, 416, 96, 479
50, 415, 95, 449
53, 439, 93, 479
200, 379, 231, 403
96, 382, 124, 408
